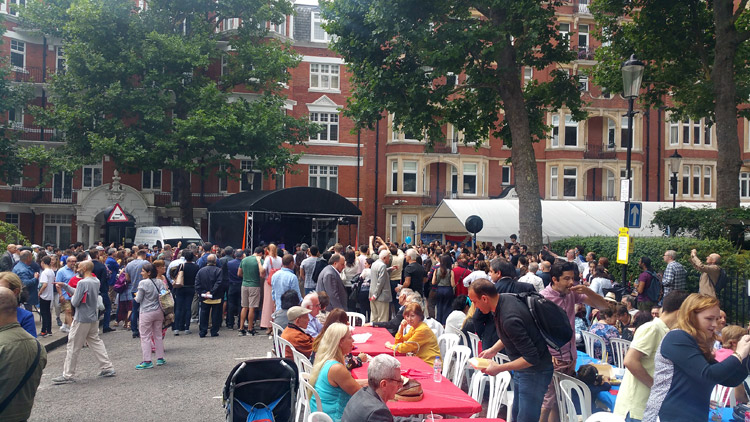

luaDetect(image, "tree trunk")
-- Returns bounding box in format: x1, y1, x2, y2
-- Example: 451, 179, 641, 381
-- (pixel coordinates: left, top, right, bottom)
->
713, 0, 742, 209
173, 169, 195, 227
497, 46, 543, 252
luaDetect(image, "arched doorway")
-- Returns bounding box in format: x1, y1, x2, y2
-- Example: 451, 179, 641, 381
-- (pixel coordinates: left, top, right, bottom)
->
94, 206, 137, 247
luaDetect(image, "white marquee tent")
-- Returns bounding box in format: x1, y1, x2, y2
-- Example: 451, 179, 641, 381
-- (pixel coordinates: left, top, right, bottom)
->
421, 199, 715, 243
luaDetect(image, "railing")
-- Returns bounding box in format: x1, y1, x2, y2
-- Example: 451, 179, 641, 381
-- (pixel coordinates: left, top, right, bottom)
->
11, 124, 58, 142
9, 66, 58, 83
429, 142, 457, 154
154, 191, 229, 207
583, 143, 617, 159
584, 195, 617, 201
11, 187, 76, 204
576, 0, 590, 14
717, 270, 749, 327
422, 190, 457, 206
577, 46, 595, 61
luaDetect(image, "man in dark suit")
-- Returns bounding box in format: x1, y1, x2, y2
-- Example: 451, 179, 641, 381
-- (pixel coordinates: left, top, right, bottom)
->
0, 244, 17, 272
341, 354, 400, 422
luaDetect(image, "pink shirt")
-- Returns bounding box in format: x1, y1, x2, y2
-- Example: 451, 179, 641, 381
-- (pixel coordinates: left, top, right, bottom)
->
714, 347, 733, 362
540, 285, 587, 361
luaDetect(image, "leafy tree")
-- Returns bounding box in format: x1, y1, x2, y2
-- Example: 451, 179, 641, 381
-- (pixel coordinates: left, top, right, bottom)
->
0, 220, 28, 249
21, 0, 318, 225
590, 0, 750, 208
322, 0, 585, 251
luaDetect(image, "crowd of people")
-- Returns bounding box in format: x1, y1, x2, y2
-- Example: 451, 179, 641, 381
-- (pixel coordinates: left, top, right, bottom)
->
0, 234, 744, 422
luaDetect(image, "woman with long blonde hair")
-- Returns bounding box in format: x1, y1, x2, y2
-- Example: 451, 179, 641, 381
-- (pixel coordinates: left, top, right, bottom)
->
308, 322, 361, 422
261, 244, 281, 334
643, 294, 750, 422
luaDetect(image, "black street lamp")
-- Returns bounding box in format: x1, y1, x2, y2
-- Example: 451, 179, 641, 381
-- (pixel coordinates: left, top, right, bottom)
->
667, 150, 683, 209
621, 54, 644, 287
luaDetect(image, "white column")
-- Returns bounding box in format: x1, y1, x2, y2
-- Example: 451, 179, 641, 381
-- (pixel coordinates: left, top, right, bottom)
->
88, 223, 96, 247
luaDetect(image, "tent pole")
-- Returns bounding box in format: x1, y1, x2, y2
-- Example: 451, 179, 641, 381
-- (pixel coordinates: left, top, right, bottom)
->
250, 212, 254, 251
356, 217, 360, 248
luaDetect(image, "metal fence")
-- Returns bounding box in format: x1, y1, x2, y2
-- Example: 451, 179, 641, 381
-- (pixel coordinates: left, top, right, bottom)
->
717, 270, 749, 327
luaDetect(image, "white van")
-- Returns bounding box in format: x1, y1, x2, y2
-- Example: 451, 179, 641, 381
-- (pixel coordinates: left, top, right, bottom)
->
133, 226, 203, 249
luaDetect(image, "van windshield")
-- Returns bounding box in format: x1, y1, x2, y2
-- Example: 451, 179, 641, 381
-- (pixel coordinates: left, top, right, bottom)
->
164, 238, 203, 247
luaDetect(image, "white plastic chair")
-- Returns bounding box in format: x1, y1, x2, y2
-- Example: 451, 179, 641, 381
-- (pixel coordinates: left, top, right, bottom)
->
346, 312, 366, 327
467, 331, 481, 357
486, 372, 512, 420
425, 317, 444, 338
711, 384, 737, 408
554, 372, 593, 422
278, 336, 295, 360
494, 352, 511, 365
610, 338, 631, 369
438, 333, 460, 359
559, 381, 582, 422
585, 412, 626, 422
292, 348, 313, 374
297, 373, 323, 422
307, 412, 332, 422
444, 325, 469, 348
271, 322, 284, 356
442, 345, 471, 387
581, 331, 608, 363
468, 370, 491, 417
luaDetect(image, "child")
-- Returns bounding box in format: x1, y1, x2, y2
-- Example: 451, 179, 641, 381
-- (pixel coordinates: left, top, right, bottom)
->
574, 364, 612, 414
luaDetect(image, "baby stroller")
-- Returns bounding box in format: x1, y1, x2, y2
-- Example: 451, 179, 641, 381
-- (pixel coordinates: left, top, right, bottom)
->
223, 357, 298, 422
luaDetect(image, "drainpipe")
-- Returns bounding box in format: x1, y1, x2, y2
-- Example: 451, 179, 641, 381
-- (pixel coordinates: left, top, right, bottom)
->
374, 120, 379, 237
356, 128, 361, 245
657, 108, 662, 201
40, 36, 47, 142
645, 108, 650, 201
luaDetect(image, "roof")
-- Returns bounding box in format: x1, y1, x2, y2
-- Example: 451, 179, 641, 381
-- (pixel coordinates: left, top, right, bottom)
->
207, 187, 362, 217
421, 199, 716, 242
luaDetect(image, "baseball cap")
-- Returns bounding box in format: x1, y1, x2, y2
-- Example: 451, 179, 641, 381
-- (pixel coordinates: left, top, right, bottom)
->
31, 244, 41, 249
287, 306, 311, 321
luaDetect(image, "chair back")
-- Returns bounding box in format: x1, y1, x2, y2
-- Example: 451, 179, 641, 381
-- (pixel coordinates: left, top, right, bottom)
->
307, 412, 332, 422
486, 371, 512, 419
292, 348, 313, 374
494, 353, 511, 365
585, 412, 627, 422
425, 318, 444, 338
442, 345, 471, 387
278, 336, 295, 360
467, 331, 481, 357
581, 331, 608, 363
346, 312, 366, 327
438, 333, 460, 359
271, 322, 284, 356
711, 384, 737, 408
297, 374, 323, 422
555, 373, 593, 421
610, 338, 631, 369
444, 325, 469, 348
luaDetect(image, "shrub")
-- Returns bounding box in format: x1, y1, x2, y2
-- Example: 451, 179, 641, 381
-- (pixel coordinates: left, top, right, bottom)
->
0, 221, 27, 251
651, 207, 750, 245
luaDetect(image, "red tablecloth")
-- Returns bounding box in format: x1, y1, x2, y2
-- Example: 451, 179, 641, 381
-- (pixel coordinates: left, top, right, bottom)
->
351, 356, 482, 417
444, 419, 505, 422
351, 326, 396, 357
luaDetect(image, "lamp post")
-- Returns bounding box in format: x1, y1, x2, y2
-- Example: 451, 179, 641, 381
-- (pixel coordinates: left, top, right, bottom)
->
621, 54, 645, 288
667, 150, 683, 209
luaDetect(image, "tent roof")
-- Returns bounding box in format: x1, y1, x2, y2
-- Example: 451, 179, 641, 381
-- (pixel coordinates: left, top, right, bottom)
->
422, 199, 715, 242
207, 187, 362, 217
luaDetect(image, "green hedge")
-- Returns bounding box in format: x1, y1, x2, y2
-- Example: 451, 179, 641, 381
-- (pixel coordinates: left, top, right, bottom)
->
549, 236, 747, 293
0, 221, 27, 252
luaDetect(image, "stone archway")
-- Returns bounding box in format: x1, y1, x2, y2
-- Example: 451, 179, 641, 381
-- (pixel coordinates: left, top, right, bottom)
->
76, 175, 154, 246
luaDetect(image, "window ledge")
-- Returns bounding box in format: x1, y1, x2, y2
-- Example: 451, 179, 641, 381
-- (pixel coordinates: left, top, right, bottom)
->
308, 88, 341, 94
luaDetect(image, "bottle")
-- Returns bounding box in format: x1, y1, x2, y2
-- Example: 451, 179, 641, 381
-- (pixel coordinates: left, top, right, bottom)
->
433, 357, 442, 383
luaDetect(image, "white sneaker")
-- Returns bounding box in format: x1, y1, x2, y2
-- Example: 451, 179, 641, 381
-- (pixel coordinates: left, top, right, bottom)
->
60, 326, 70, 333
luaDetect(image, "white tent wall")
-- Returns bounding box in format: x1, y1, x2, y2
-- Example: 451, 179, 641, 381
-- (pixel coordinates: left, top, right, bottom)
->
421, 199, 715, 243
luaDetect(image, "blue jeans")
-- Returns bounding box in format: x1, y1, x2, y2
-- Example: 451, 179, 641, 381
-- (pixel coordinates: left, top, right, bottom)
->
512, 367, 554, 422
174, 287, 195, 331
304, 287, 316, 294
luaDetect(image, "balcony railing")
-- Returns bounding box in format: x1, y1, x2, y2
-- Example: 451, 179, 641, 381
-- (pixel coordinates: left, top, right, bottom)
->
11, 187, 76, 204
577, 46, 595, 61
429, 141, 458, 154
576, 1, 590, 14
154, 191, 230, 207
583, 143, 617, 159
9, 66, 58, 83
584, 195, 617, 201
10, 124, 59, 142
422, 190, 458, 206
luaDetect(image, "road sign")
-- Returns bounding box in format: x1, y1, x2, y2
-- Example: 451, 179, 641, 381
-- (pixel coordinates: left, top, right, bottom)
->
620, 179, 630, 202
107, 203, 128, 223
616, 227, 629, 264
627, 202, 642, 228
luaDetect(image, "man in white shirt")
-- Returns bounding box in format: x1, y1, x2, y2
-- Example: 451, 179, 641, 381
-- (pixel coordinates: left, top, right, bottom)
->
518, 262, 544, 292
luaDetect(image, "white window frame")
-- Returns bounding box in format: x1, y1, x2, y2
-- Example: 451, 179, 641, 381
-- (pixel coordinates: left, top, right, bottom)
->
620, 116, 630, 149
8, 107, 23, 129
564, 114, 578, 147
578, 24, 589, 49
82, 164, 102, 189
52, 171, 73, 202
10, 39, 25, 70
6, 0, 25, 16
551, 115, 559, 147
310, 112, 339, 142
5, 213, 19, 228
669, 120, 679, 146
462, 163, 477, 195
311, 12, 331, 43
137, 0, 147, 11
218, 163, 228, 193
703, 166, 712, 198
56, 47, 66, 73
501, 166, 511, 186
562, 167, 577, 198
523, 68, 533, 86
692, 165, 701, 197
269, 17, 286, 36
390, 161, 398, 193
559, 23, 570, 39
221, 55, 229, 77
309, 165, 338, 193
43, 214, 72, 248
741, 172, 750, 199
606, 170, 616, 199
402, 214, 417, 244
550, 166, 558, 198
273, 171, 284, 190
578, 74, 588, 92
309, 63, 340, 91
389, 214, 398, 244
142, 170, 162, 191
403, 161, 418, 194
223, 18, 239, 31
682, 165, 690, 196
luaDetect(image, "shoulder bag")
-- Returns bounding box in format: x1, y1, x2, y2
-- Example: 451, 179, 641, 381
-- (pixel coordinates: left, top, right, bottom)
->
150, 278, 174, 316
173, 264, 184, 289
0, 339, 41, 414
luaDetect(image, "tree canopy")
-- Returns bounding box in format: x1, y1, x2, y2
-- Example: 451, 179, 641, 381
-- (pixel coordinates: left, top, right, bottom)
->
21, 0, 318, 224
322, 0, 586, 250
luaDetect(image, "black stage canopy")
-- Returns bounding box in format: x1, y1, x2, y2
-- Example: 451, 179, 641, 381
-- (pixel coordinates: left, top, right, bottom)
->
208, 186, 362, 217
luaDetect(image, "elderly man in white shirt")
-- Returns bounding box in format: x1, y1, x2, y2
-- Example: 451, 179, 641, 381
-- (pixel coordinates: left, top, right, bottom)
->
518, 262, 544, 292
301, 292, 323, 337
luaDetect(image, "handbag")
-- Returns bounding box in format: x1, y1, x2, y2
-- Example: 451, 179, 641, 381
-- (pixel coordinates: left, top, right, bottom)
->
266, 258, 280, 286
151, 279, 175, 316
173, 264, 184, 289
0, 339, 41, 414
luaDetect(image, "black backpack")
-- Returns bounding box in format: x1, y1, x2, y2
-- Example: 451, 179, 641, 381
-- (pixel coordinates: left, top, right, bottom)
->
311, 258, 327, 285
711, 269, 729, 295
509, 292, 574, 357
645, 271, 663, 302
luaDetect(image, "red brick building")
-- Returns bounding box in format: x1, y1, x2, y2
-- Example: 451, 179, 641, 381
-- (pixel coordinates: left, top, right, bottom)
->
2, 0, 749, 248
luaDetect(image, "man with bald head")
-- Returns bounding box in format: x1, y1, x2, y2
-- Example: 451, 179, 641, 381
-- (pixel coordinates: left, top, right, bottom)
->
0, 244, 16, 271
690, 249, 723, 298
195, 254, 227, 337
0, 286, 47, 421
